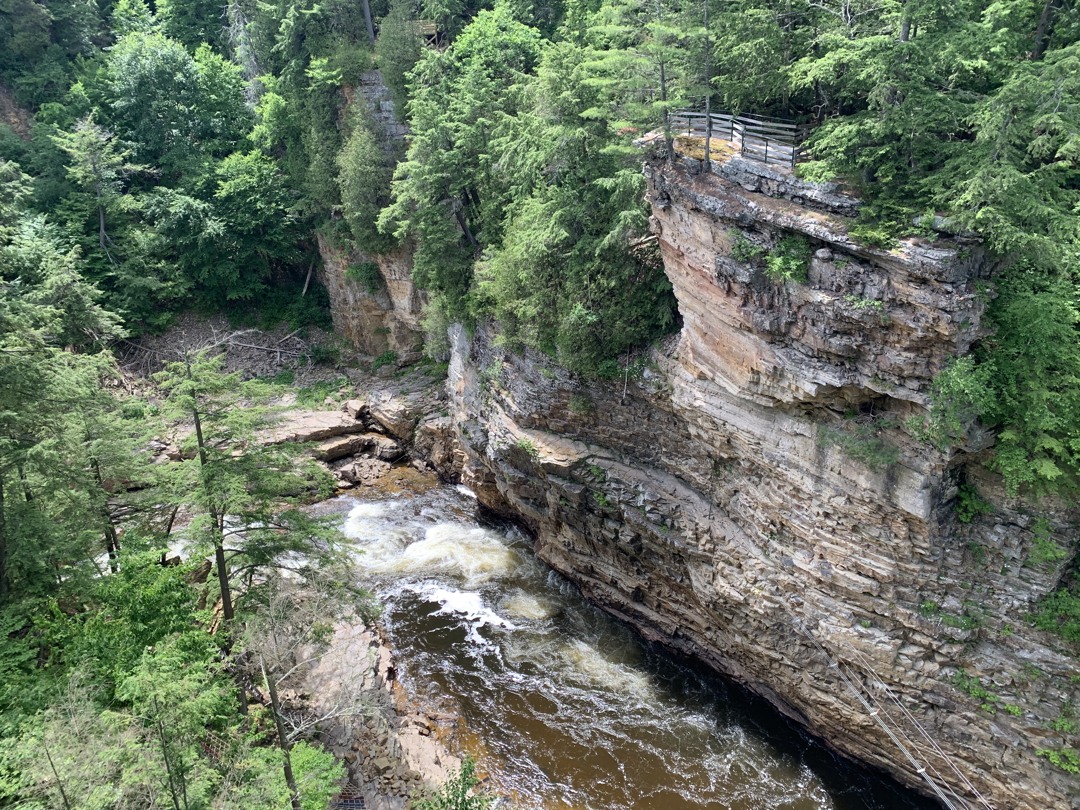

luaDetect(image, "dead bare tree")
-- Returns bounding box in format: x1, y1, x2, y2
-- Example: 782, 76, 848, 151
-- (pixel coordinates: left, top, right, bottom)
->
241, 570, 379, 809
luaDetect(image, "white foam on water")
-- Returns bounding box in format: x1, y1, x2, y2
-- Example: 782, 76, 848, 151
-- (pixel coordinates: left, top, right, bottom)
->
387, 524, 521, 587
502, 590, 558, 620
455, 484, 478, 499
560, 639, 654, 698
411, 584, 517, 644
341, 500, 412, 563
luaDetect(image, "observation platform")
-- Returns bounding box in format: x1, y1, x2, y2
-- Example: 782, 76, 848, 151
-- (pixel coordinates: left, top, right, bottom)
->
636, 110, 811, 174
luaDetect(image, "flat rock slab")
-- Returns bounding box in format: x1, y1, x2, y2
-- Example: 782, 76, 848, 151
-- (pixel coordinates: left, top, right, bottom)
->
263, 410, 368, 444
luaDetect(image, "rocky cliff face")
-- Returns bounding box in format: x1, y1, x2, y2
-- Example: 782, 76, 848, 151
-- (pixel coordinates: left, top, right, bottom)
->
318, 233, 425, 361
441, 154, 1080, 809
318, 71, 425, 361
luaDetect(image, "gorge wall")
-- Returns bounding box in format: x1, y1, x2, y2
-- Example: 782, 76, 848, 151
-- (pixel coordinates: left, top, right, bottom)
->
435, 154, 1080, 809
317, 70, 426, 362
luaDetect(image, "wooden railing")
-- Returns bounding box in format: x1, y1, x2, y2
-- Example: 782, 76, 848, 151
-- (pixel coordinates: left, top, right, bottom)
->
669, 110, 812, 169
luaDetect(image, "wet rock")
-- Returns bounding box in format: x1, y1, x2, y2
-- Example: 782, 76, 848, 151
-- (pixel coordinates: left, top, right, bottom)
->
340, 458, 392, 485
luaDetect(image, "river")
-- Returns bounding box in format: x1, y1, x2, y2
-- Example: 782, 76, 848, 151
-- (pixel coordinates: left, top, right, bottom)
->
315, 474, 937, 810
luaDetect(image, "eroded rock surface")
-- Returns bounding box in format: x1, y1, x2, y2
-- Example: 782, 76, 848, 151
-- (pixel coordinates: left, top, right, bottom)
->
438, 155, 1080, 810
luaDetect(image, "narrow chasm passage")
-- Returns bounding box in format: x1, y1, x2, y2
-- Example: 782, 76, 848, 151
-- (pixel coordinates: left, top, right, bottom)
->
314, 480, 938, 810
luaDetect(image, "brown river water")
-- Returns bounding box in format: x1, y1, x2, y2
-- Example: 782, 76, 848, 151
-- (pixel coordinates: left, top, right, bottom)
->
314, 476, 938, 810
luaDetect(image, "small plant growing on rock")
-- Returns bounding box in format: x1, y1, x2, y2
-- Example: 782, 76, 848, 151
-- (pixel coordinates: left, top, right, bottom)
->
817, 418, 900, 472
568, 394, 594, 414
1029, 517, 1067, 565
764, 235, 812, 283
952, 670, 1001, 713
1037, 747, 1080, 775
588, 464, 606, 481
955, 484, 993, 523
346, 260, 383, 294
515, 437, 539, 460
728, 230, 766, 263
372, 350, 398, 372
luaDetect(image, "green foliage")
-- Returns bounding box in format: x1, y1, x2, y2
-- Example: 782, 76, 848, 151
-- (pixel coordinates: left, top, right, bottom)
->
568, 394, 593, 414
729, 230, 765, 263
372, 350, 399, 372
906, 357, 993, 452
413, 756, 492, 810
346, 260, 385, 294
294, 377, 349, 409
1029, 517, 1068, 566
818, 419, 899, 472
375, 0, 424, 115
337, 112, 402, 256
515, 437, 540, 460
952, 670, 1001, 713
1037, 747, 1080, 775
155, 351, 343, 618
1031, 578, 1080, 644
955, 484, 993, 524
763, 235, 811, 284
977, 270, 1080, 496
844, 294, 884, 314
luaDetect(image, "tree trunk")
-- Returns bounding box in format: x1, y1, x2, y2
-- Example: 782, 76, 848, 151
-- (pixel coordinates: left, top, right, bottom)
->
92, 459, 120, 574
263, 658, 303, 810
453, 204, 479, 248
362, 0, 376, 45
1032, 0, 1060, 60
188, 365, 234, 623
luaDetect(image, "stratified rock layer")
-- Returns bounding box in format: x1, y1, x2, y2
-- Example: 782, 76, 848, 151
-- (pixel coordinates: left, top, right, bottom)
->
317, 70, 425, 361
444, 155, 1080, 809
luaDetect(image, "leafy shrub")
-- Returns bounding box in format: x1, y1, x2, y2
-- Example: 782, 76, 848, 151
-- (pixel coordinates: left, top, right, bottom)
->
818, 419, 900, 472
729, 230, 766, 263
308, 342, 340, 366
346, 261, 384, 294
764, 235, 812, 283
906, 357, 993, 451
295, 377, 349, 409
372, 350, 398, 372
952, 670, 1000, 712
1031, 579, 1080, 643
568, 394, 593, 414
413, 756, 492, 810
226, 280, 335, 332
515, 437, 539, 459
1029, 517, 1068, 565
955, 484, 993, 523
1037, 747, 1080, 775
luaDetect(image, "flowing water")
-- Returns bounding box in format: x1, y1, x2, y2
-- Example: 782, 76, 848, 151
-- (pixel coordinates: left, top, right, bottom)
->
316, 478, 937, 810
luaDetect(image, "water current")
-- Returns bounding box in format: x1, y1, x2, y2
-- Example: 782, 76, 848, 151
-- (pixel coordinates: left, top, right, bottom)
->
315, 476, 937, 810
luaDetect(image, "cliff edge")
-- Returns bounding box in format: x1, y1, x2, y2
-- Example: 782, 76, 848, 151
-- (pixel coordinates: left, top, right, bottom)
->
442, 152, 1080, 809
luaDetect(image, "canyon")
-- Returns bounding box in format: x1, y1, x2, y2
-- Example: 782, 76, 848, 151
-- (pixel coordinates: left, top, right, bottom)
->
321, 147, 1080, 809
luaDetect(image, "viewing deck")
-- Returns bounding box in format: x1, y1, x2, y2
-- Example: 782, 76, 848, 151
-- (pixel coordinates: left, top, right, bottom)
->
639, 110, 812, 172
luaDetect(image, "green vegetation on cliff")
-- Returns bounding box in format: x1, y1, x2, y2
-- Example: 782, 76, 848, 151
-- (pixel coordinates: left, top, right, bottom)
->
2, 0, 1076, 492
0, 1, 1079, 799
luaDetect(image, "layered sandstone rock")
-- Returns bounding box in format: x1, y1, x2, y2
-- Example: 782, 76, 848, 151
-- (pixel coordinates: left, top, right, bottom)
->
317, 233, 425, 361
317, 70, 425, 361
442, 154, 1080, 809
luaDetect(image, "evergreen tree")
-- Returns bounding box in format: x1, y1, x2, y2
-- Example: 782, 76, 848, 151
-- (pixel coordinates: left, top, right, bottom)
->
154, 350, 340, 624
